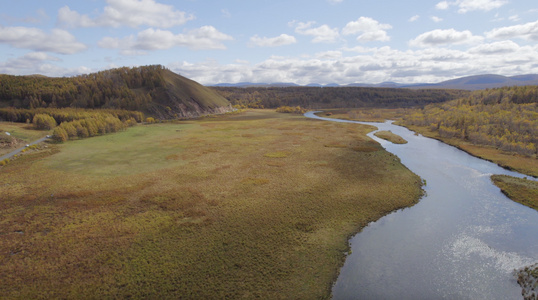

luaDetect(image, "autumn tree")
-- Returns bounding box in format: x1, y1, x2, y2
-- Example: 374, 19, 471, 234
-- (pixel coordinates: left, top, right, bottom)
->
32, 114, 57, 130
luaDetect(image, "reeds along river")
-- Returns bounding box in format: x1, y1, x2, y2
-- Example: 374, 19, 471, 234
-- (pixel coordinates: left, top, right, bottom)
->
304, 111, 538, 300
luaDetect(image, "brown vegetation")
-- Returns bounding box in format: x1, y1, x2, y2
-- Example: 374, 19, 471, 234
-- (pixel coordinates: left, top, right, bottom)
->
515, 263, 538, 300
276, 106, 306, 114
401, 86, 537, 157
0, 110, 423, 298
374, 131, 408, 144
399, 86, 538, 177
491, 175, 538, 211
214, 86, 467, 109
0, 65, 232, 119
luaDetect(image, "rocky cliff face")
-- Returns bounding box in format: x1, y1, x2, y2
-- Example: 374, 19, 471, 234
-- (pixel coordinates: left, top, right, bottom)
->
150, 101, 233, 120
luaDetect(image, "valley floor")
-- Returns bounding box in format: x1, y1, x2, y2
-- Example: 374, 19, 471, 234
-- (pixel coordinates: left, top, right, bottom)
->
0, 110, 423, 298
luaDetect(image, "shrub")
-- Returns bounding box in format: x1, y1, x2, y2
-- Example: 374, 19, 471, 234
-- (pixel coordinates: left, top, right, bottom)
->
33, 114, 57, 130
276, 106, 306, 114
52, 127, 68, 143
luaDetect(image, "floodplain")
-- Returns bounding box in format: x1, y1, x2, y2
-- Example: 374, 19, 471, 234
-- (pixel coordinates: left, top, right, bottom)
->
0, 109, 423, 298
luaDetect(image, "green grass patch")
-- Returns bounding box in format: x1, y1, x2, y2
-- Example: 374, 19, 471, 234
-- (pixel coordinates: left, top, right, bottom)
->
0, 110, 423, 299
42, 123, 194, 176
0, 122, 49, 142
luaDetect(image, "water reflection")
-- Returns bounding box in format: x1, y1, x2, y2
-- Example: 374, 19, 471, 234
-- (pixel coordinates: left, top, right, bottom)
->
304, 112, 538, 300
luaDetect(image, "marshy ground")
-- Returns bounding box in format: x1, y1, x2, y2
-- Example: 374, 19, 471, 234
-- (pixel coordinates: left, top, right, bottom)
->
0, 110, 423, 298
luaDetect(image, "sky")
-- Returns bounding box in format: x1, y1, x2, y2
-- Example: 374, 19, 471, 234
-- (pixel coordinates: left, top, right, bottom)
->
1, 0, 538, 85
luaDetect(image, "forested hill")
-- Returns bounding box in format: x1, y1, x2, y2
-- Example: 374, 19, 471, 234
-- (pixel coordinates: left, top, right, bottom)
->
0, 65, 232, 119
402, 85, 538, 157
212, 86, 469, 109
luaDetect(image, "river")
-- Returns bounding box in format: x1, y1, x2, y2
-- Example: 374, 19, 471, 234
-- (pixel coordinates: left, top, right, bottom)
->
304, 111, 538, 300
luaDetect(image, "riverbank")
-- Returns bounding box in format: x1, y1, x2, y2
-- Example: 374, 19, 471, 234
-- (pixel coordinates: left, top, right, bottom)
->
313, 109, 537, 178
0, 110, 423, 298
491, 174, 538, 298
491, 175, 538, 210
400, 123, 538, 178
405, 117, 538, 299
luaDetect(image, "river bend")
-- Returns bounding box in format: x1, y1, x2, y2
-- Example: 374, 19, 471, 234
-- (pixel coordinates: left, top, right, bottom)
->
304, 111, 538, 300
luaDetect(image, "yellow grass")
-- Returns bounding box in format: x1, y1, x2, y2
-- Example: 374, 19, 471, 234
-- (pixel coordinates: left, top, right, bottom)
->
491, 175, 538, 211
0, 109, 423, 299
374, 131, 408, 144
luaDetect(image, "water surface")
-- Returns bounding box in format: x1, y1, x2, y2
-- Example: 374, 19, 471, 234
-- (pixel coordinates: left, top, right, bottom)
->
304, 112, 538, 299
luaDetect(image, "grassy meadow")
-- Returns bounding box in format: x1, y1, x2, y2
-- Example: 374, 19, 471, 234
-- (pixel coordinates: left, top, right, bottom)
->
0, 109, 423, 298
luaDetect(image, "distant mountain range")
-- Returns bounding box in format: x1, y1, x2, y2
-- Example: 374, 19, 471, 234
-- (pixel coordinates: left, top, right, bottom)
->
210, 74, 538, 90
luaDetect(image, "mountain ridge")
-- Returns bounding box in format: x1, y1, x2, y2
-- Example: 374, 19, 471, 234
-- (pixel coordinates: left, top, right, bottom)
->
209, 74, 538, 90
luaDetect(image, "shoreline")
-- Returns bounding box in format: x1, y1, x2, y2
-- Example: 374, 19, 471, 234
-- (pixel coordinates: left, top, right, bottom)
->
397, 123, 537, 179
310, 111, 537, 298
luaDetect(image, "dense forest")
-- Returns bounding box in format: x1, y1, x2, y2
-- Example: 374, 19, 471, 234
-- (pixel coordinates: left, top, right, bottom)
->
0, 65, 232, 119
0, 66, 163, 110
213, 86, 469, 109
401, 85, 538, 156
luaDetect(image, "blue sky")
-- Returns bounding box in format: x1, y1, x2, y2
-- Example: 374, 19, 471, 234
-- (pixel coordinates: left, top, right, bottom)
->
1, 0, 537, 85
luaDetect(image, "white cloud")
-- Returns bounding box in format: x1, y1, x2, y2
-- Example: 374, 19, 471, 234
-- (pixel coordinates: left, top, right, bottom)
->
342, 17, 392, 42
0, 52, 92, 76
409, 28, 484, 47
1, 52, 59, 71
249, 34, 296, 47
431, 16, 443, 22
469, 40, 520, 54
290, 21, 340, 43
409, 15, 420, 22
485, 20, 538, 41
168, 43, 538, 85
58, 0, 195, 28
98, 26, 233, 53
0, 26, 87, 54
436, 1, 450, 10
435, 0, 508, 14
508, 15, 520, 22
315, 50, 342, 59
457, 0, 507, 13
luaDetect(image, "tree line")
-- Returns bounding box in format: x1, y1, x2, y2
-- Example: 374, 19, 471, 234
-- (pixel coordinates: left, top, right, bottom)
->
213, 86, 468, 109
0, 107, 143, 124
0, 108, 143, 142
401, 85, 538, 156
